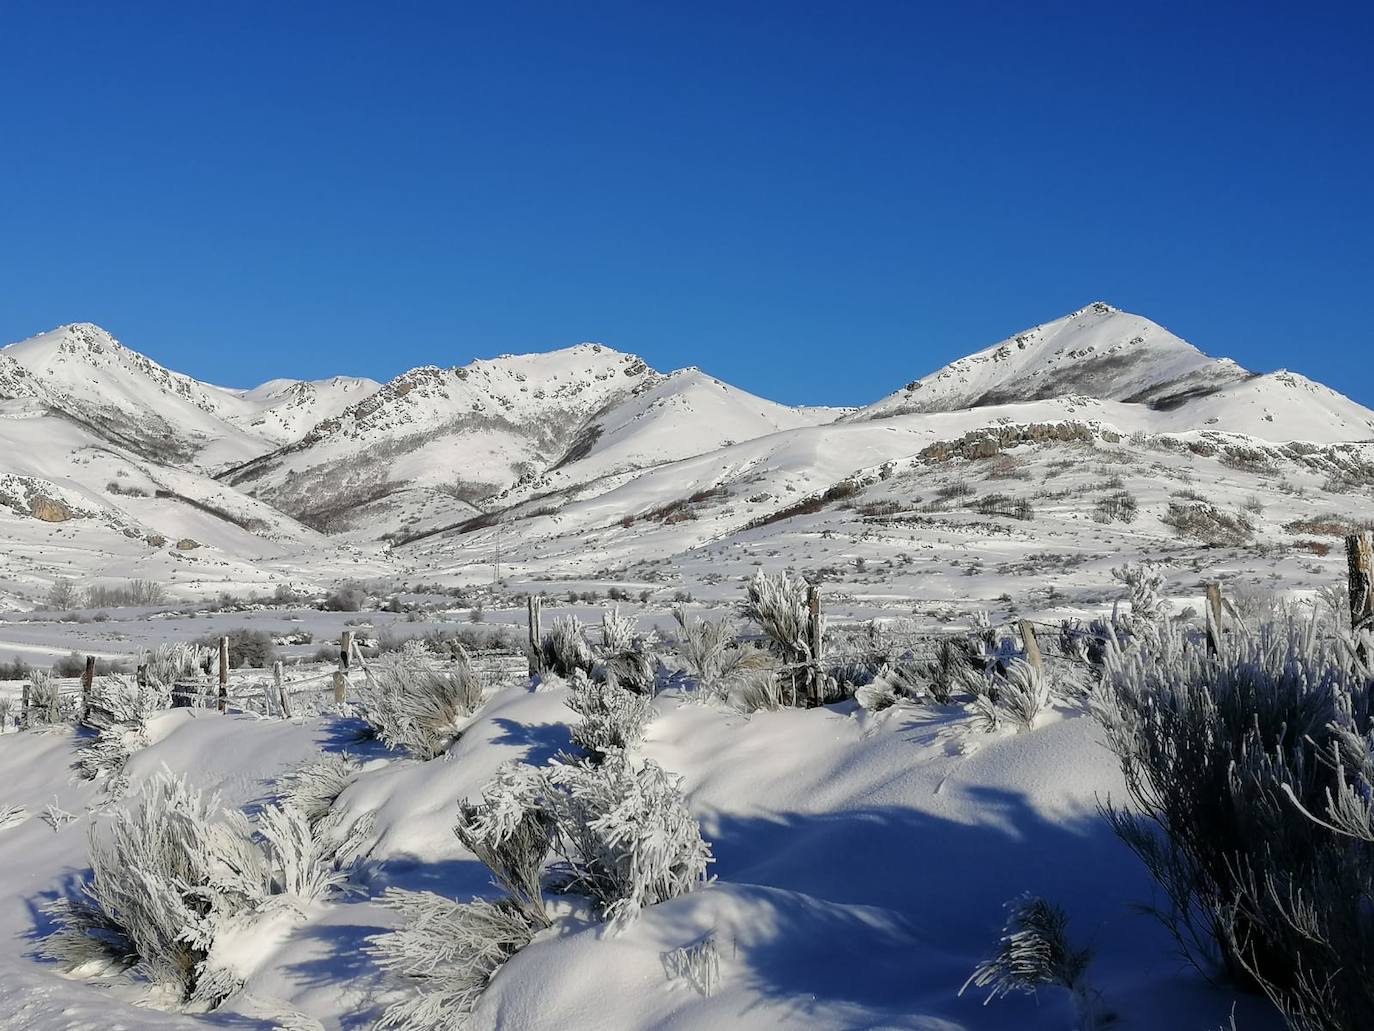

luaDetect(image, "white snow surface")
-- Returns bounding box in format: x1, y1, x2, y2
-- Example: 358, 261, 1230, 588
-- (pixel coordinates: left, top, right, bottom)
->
0, 672, 1279, 1029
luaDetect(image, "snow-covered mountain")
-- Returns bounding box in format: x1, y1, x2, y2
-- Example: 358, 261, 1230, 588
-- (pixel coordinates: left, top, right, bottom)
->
1, 303, 1372, 599
856, 302, 1252, 418
0, 323, 383, 472
221, 345, 837, 540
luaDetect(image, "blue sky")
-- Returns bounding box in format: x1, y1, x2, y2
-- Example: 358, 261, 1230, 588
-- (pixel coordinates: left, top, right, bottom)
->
1, 1, 1370, 407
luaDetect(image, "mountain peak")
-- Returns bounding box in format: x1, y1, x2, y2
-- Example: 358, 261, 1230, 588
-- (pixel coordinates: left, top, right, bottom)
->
853, 305, 1250, 419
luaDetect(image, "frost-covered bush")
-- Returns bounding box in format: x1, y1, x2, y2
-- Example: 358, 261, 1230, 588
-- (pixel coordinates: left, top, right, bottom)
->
0, 695, 14, 731
78, 675, 171, 780
565, 670, 654, 759
1110, 562, 1168, 626
599, 606, 637, 653
197, 629, 276, 669
961, 894, 1108, 1030
281, 752, 362, 827
43, 770, 365, 1008
25, 670, 65, 727
1095, 617, 1374, 1030
368, 891, 536, 1031
741, 570, 821, 668
922, 637, 984, 704
454, 765, 553, 928
599, 647, 657, 696
545, 750, 713, 932
664, 935, 720, 997
672, 605, 734, 697
991, 659, 1050, 732
538, 615, 594, 678
143, 642, 211, 686
357, 646, 482, 759
41, 771, 269, 1005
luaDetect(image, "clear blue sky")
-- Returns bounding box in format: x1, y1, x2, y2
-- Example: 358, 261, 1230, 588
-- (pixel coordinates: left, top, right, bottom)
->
1, 1, 1370, 407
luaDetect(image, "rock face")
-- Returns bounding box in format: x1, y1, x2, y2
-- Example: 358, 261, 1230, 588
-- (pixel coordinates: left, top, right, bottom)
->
175, 538, 200, 550
28, 495, 72, 522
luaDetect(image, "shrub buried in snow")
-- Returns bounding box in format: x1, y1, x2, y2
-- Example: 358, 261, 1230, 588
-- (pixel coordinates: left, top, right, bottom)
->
40, 770, 367, 1008
356, 642, 483, 759
371, 752, 713, 1027
961, 893, 1109, 1030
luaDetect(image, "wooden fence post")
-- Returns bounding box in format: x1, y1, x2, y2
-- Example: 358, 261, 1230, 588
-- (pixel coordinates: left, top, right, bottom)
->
806, 583, 823, 706
20, 681, 28, 729
274, 661, 290, 718
1205, 583, 1224, 657
217, 635, 229, 712
1019, 620, 1043, 671
136, 664, 148, 689
81, 655, 95, 715
334, 631, 352, 703
1348, 532, 1374, 661
527, 595, 543, 676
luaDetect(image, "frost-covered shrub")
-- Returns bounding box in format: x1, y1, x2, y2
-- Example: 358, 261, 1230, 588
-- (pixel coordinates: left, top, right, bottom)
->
538, 616, 594, 678
40, 771, 269, 1005
43, 770, 365, 1008
143, 642, 211, 686
357, 647, 482, 759
78, 675, 171, 780
545, 751, 713, 932
961, 894, 1108, 1030
280, 753, 361, 827
988, 659, 1050, 732
664, 935, 720, 997
0, 695, 14, 731
255, 801, 367, 903
454, 766, 553, 929
599, 606, 637, 653
741, 570, 820, 668
856, 661, 926, 711
672, 605, 734, 697
1161, 501, 1254, 546
922, 637, 984, 704
1094, 617, 1374, 1029
368, 891, 536, 1031
565, 670, 654, 759
25, 670, 64, 727
322, 582, 367, 611
1110, 562, 1168, 625
599, 647, 657, 696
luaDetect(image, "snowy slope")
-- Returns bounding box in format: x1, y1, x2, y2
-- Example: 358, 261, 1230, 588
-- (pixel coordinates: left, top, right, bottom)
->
221, 344, 659, 535
856, 302, 1253, 418
494, 367, 838, 507
224, 347, 836, 541
0, 324, 385, 472
229, 375, 382, 445
0, 398, 383, 605
0, 324, 273, 470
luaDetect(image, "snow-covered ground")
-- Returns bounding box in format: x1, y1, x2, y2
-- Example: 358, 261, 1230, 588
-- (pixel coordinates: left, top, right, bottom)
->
0, 629, 1281, 1029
